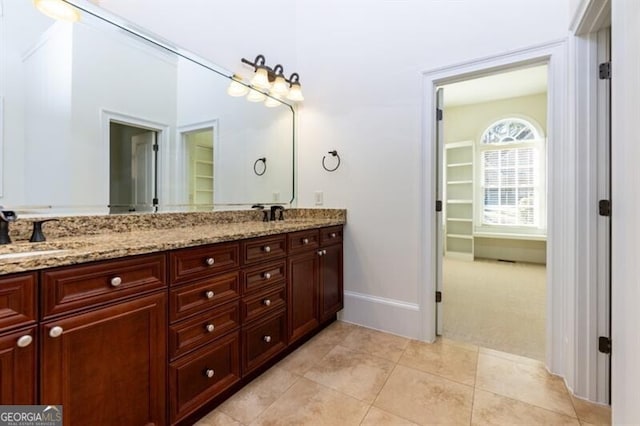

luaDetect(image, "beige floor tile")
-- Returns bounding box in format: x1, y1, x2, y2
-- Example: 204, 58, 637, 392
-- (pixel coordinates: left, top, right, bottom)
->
399, 339, 478, 386
304, 345, 395, 403
479, 347, 544, 368
217, 366, 300, 424
312, 320, 360, 346
340, 326, 410, 362
249, 377, 369, 426
374, 365, 473, 425
476, 354, 576, 417
361, 406, 419, 425
570, 395, 611, 425
275, 335, 336, 375
472, 389, 580, 425
194, 410, 244, 426
441, 337, 479, 352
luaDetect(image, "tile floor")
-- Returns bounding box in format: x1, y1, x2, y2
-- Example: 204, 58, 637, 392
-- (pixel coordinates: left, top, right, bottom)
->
195, 321, 611, 426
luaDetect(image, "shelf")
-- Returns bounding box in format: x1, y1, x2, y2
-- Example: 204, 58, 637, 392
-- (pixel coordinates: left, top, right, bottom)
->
474, 232, 547, 241
447, 218, 472, 222
445, 251, 474, 261
447, 180, 472, 185
447, 162, 473, 168
446, 199, 472, 204
446, 234, 473, 240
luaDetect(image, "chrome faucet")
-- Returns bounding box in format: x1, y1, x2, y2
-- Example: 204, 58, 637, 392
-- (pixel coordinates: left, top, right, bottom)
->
0, 209, 17, 245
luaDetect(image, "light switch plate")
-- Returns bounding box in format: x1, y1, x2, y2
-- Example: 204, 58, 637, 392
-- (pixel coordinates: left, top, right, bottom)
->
314, 191, 323, 206
272, 191, 280, 202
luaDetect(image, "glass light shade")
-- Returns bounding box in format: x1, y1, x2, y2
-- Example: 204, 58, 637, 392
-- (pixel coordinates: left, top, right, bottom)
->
247, 89, 266, 102
226, 75, 249, 97
286, 82, 304, 102
33, 0, 80, 22
250, 67, 271, 90
271, 76, 289, 96
264, 96, 282, 108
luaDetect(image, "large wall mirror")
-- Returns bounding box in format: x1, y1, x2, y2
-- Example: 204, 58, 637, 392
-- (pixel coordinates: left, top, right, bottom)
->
0, 0, 295, 215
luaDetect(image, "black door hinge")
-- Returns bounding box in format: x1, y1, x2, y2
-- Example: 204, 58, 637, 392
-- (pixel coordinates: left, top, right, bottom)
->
599, 199, 611, 216
599, 62, 611, 80
153, 144, 159, 152
598, 336, 611, 354
436, 291, 442, 303
435, 200, 442, 212
152, 197, 159, 205
436, 108, 443, 121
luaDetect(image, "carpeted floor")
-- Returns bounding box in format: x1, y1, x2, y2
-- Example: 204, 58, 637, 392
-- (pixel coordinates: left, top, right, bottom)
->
443, 257, 546, 361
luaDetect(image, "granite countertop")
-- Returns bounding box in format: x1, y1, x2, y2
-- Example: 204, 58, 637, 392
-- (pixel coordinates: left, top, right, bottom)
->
0, 217, 345, 275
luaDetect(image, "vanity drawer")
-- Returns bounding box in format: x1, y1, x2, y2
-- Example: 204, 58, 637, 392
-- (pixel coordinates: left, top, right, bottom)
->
41, 254, 166, 319
320, 226, 343, 245
170, 271, 240, 322
0, 273, 37, 330
169, 301, 240, 360
242, 309, 287, 374
169, 330, 240, 424
242, 235, 287, 265
288, 229, 320, 254
242, 260, 286, 295
242, 285, 286, 324
170, 242, 240, 286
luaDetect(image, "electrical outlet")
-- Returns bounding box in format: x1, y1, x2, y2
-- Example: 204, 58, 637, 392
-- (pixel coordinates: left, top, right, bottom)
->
272, 191, 280, 202
314, 191, 323, 206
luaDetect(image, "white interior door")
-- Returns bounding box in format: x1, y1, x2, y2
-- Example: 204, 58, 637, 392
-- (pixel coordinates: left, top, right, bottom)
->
436, 87, 444, 336
131, 132, 155, 211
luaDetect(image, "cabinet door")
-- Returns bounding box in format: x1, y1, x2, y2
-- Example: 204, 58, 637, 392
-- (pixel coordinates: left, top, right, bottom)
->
319, 243, 344, 322
0, 326, 37, 404
41, 293, 166, 426
287, 251, 319, 343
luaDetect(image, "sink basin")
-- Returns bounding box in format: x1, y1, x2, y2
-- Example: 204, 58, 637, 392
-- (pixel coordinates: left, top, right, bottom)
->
0, 249, 67, 260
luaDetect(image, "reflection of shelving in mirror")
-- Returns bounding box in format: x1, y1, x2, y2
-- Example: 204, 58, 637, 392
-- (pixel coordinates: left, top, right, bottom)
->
444, 141, 474, 260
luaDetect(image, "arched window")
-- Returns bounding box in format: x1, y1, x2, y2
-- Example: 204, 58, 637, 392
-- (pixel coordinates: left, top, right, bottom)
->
478, 118, 545, 230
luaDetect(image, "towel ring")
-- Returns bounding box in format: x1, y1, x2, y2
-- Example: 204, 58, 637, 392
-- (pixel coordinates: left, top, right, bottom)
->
253, 157, 267, 176
322, 150, 341, 172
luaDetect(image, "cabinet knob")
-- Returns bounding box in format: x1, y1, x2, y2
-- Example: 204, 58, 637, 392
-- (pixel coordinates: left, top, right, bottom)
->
17, 335, 33, 348
205, 369, 215, 378
330, 232, 337, 238
205, 323, 215, 333
302, 238, 309, 244
49, 326, 63, 338
110, 276, 122, 287
263, 272, 271, 280
205, 257, 215, 266
263, 299, 271, 306
317, 250, 324, 256
263, 246, 271, 253
205, 290, 215, 299
323, 249, 327, 255
263, 335, 272, 343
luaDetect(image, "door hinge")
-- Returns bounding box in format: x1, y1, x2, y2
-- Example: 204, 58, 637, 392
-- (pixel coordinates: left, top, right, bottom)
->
153, 144, 159, 152
152, 197, 159, 205
599, 62, 611, 80
598, 336, 611, 354
436, 108, 443, 121
436, 291, 442, 303
435, 200, 442, 212
599, 199, 611, 216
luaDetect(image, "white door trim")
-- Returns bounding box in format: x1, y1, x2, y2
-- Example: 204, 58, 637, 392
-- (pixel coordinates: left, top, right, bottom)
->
420, 39, 573, 379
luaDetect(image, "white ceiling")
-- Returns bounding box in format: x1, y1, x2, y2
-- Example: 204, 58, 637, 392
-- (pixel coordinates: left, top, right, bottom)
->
442, 65, 548, 108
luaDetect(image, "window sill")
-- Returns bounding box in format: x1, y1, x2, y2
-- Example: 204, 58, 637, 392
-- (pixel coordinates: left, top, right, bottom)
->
473, 232, 547, 242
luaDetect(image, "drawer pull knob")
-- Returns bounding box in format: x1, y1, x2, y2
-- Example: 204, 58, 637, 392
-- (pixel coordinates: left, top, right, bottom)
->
263, 272, 271, 280
263, 245, 271, 253
205, 290, 215, 299
302, 238, 309, 244
110, 276, 122, 287
49, 326, 63, 338
263, 335, 272, 343
17, 335, 33, 348
330, 232, 337, 238
317, 250, 324, 256
323, 249, 327, 255
205, 257, 215, 266
205, 369, 215, 378
263, 299, 271, 306
205, 324, 215, 333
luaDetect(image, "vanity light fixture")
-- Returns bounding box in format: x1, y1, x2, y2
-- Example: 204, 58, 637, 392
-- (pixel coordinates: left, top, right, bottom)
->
246, 88, 266, 103
236, 54, 304, 104
33, 0, 80, 22
226, 74, 249, 97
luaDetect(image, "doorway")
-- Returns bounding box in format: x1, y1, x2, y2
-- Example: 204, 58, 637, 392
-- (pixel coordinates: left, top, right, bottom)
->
182, 127, 215, 211
436, 66, 549, 360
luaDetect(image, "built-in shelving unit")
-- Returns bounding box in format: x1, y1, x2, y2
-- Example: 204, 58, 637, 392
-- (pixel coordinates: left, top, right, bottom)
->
444, 141, 474, 260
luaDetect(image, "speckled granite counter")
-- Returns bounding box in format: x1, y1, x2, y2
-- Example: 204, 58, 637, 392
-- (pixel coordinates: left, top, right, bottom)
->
0, 209, 346, 275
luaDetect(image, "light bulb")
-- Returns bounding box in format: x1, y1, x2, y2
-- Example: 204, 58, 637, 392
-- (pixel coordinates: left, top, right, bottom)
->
227, 75, 249, 97
265, 96, 282, 108
271, 76, 289, 96
33, 0, 80, 22
247, 88, 266, 102
250, 67, 271, 90
286, 82, 304, 102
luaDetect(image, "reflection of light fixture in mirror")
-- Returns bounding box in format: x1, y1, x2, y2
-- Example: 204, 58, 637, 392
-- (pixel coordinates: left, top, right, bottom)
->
33, 0, 81, 22
240, 54, 303, 104
227, 74, 249, 97
247, 88, 266, 102
264, 96, 282, 108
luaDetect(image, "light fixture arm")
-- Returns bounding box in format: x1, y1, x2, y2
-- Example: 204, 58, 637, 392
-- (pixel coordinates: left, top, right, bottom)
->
287, 73, 300, 84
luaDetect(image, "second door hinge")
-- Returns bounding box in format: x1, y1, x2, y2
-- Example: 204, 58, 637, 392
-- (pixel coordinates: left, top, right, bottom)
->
436, 291, 442, 303
599, 199, 611, 216
435, 200, 442, 212
599, 62, 611, 80
436, 108, 443, 121
598, 336, 611, 354
153, 144, 159, 152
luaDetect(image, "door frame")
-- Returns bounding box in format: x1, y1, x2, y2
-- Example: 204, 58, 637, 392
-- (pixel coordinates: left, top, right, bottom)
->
420, 39, 573, 377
